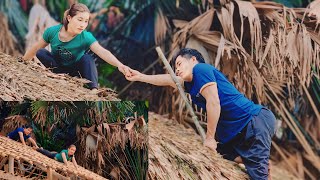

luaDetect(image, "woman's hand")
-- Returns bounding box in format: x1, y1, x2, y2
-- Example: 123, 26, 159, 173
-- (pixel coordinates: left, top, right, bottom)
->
118, 64, 132, 77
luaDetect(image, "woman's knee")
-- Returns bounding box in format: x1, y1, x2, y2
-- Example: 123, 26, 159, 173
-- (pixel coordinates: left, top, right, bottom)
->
36, 49, 49, 59
36, 49, 58, 68
79, 54, 95, 65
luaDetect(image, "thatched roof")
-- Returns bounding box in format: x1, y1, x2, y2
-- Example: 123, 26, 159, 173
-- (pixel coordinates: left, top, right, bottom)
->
148, 112, 298, 180
0, 53, 118, 101
0, 113, 148, 179
148, 112, 248, 179
0, 136, 107, 180
0, 13, 20, 56
0, 170, 30, 180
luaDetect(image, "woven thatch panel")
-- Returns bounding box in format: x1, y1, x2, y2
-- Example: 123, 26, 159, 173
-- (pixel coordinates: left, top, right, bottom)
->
0, 53, 118, 101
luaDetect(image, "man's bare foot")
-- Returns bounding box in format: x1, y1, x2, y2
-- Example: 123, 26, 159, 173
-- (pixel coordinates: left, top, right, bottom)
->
268, 162, 272, 180
234, 156, 243, 163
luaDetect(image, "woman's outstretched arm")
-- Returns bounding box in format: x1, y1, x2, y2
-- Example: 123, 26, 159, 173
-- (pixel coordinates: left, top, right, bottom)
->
23, 39, 48, 61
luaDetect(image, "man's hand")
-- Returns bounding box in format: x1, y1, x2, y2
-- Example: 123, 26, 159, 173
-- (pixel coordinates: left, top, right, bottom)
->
125, 69, 143, 82
204, 137, 217, 152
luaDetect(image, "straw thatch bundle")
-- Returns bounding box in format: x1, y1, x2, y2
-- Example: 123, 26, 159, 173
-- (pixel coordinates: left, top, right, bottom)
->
25, 3, 58, 52
76, 115, 148, 176
0, 53, 118, 101
0, 136, 107, 180
1, 115, 29, 135
0, 13, 20, 56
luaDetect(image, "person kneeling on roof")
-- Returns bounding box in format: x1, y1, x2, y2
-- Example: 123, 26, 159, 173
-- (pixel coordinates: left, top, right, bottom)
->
34, 144, 78, 169
7, 125, 39, 148
126, 48, 276, 180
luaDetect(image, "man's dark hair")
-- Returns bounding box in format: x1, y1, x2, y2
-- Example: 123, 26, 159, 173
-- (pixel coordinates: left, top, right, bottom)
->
23, 125, 33, 129
171, 48, 205, 71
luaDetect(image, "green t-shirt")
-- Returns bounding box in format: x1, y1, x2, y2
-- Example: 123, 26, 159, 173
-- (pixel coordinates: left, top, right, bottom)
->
43, 24, 97, 66
55, 149, 72, 162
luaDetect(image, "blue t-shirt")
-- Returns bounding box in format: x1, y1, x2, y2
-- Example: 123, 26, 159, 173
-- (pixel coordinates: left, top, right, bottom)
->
184, 63, 262, 143
7, 127, 31, 141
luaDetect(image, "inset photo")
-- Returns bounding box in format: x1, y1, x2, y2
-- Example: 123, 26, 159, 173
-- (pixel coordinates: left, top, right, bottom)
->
0, 101, 148, 180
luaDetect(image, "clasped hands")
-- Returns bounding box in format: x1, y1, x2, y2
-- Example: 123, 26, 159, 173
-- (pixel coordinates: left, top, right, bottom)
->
118, 65, 142, 81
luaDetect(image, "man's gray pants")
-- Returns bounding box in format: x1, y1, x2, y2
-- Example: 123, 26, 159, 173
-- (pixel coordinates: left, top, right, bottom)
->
217, 108, 276, 180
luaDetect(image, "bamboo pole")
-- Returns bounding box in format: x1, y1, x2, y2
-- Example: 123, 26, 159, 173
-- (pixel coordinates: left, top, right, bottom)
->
26, 166, 37, 178
155, 47, 206, 141
47, 167, 53, 180
51, 170, 70, 180
8, 155, 14, 174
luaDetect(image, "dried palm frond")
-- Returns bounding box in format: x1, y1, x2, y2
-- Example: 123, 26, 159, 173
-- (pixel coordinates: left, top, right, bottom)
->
25, 3, 58, 52
157, 0, 320, 177
0, 13, 20, 56
76, 115, 147, 177
155, 8, 170, 45
2, 115, 29, 135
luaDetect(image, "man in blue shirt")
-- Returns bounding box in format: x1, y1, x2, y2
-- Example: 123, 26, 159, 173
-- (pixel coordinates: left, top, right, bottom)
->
7, 125, 39, 148
126, 48, 276, 179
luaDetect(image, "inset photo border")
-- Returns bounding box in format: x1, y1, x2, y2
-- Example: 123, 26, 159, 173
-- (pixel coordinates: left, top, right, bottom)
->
0, 101, 148, 180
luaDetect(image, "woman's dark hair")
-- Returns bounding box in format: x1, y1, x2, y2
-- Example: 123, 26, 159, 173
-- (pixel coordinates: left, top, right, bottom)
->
171, 48, 205, 71
63, 3, 90, 30
68, 144, 76, 149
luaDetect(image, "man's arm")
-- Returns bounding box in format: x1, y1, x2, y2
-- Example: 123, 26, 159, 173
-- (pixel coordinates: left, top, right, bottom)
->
27, 138, 39, 148
72, 156, 78, 169
126, 69, 183, 88
200, 83, 221, 151
18, 132, 27, 145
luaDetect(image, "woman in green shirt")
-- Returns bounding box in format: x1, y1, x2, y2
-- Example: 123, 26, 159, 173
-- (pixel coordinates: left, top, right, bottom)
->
22, 3, 131, 90
35, 144, 78, 168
